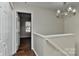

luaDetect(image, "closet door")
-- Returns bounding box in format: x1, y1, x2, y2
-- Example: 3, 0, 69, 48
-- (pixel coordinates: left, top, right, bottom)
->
0, 2, 5, 42
3, 3, 12, 56
0, 2, 12, 56
1, 6, 9, 56
0, 43, 5, 56
6, 3, 12, 56
0, 3, 6, 56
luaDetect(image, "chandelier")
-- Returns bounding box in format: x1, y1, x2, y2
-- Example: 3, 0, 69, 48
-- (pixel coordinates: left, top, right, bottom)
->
56, 3, 76, 18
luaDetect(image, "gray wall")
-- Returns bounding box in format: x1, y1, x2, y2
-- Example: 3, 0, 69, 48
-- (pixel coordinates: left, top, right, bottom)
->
64, 10, 79, 56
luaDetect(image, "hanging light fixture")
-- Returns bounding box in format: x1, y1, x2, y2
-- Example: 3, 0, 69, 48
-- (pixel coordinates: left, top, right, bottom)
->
56, 2, 77, 18
57, 9, 61, 14
67, 6, 72, 12
64, 12, 68, 16
72, 8, 76, 15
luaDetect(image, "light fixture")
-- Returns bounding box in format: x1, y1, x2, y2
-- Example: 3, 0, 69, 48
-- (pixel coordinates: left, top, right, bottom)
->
72, 8, 76, 15
67, 6, 72, 12
64, 12, 68, 16
72, 9, 76, 13
57, 10, 61, 14
56, 2, 77, 18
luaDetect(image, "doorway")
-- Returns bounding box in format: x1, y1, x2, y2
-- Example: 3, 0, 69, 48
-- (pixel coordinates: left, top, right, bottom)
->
15, 12, 35, 56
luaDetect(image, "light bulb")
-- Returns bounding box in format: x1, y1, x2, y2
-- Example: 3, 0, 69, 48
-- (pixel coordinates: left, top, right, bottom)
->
68, 6, 72, 12
57, 10, 61, 14
64, 12, 68, 16
72, 9, 76, 15
72, 9, 76, 13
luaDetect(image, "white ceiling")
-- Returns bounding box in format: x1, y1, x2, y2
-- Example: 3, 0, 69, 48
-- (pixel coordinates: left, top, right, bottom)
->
13, 2, 79, 10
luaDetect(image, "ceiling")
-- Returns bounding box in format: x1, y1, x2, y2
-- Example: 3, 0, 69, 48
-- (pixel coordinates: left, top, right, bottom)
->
13, 2, 79, 10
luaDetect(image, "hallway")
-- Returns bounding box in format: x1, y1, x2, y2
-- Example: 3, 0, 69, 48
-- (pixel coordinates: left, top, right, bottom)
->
15, 38, 35, 56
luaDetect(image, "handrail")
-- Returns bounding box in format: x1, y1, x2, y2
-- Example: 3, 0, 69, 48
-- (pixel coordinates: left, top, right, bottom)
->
33, 32, 71, 56
33, 32, 46, 39
46, 39, 70, 56
45, 33, 74, 38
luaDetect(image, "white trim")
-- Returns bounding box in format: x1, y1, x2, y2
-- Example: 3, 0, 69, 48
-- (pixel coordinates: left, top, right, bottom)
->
9, 2, 14, 10
33, 32, 45, 38
45, 33, 74, 38
32, 48, 38, 56
47, 40, 69, 56
33, 32, 74, 56
33, 32, 74, 38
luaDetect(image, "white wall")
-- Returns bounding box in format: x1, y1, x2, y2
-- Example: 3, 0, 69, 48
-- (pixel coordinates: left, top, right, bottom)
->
14, 5, 64, 35
34, 8, 64, 35
64, 9, 79, 56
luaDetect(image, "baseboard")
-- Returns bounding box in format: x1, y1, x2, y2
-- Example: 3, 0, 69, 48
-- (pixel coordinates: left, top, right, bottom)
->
12, 53, 16, 56
32, 48, 38, 56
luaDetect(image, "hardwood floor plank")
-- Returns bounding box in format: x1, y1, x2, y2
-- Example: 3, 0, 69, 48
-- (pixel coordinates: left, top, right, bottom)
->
15, 38, 36, 56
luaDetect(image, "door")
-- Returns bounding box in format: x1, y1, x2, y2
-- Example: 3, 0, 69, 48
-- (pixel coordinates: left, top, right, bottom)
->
15, 12, 20, 51
0, 43, 5, 56
0, 2, 12, 56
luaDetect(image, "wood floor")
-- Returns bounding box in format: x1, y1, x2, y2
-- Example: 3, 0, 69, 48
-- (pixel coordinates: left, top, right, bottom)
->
15, 38, 36, 56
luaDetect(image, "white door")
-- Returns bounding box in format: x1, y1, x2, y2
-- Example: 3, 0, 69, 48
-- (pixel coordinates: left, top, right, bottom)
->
0, 6, 2, 42
16, 12, 20, 51
12, 12, 20, 54
1, 6, 10, 56
0, 42, 8, 56
0, 2, 12, 56
0, 43, 5, 56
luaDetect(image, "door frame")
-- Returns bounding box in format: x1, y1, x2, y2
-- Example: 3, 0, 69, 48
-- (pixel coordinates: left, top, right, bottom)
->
15, 10, 33, 50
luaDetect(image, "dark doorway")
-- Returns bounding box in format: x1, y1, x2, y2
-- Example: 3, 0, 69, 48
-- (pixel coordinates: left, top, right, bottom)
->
18, 12, 31, 39
18, 12, 31, 49
15, 12, 35, 56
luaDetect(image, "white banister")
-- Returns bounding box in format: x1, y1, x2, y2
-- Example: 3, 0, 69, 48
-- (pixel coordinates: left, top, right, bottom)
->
33, 32, 75, 56
33, 32, 46, 39
46, 39, 70, 56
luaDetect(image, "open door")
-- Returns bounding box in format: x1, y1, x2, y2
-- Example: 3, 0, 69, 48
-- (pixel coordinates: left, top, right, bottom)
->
14, 12, 35, 56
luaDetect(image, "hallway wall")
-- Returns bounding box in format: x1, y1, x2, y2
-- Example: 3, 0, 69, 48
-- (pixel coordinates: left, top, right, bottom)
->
64, 9, 79, 56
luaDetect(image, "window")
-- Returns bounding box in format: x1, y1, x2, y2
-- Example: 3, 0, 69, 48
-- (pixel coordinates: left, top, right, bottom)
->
25, 22, 31, 32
